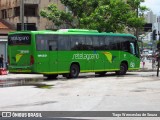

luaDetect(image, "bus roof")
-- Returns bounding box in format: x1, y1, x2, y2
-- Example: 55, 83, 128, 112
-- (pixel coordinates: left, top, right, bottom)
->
8, 29, 136, 38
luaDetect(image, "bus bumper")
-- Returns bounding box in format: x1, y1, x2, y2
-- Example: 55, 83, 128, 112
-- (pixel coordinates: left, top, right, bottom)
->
8, 66, 32, 73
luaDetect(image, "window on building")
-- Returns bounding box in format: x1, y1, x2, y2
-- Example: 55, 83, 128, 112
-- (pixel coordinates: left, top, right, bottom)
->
24, 4, 38, 17
8, 8, 13, 18
14, 7, 20, 16
1, 9, 7, 19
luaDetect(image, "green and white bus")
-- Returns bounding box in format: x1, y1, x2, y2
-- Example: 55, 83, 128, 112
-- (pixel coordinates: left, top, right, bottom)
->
8, 29, 140, 78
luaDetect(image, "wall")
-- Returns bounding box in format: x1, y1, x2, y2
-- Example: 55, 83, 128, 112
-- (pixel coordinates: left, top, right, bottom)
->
0, 36, 7, 68
0, 0, 66, 30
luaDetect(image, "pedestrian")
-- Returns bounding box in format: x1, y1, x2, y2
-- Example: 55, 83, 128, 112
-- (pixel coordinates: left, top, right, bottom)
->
0, 54, 4, 68
142, 61, 145, 69
152, 57, 156, 69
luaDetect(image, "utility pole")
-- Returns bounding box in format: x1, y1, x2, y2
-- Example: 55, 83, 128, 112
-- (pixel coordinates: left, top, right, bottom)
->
156, 32, 160, 77
136, 5, 139, 39
157, 58, 160, 77
20, 0, 24, 30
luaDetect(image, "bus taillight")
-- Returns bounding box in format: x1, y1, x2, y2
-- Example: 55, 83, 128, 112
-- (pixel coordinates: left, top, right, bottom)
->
30, 55, 34, 65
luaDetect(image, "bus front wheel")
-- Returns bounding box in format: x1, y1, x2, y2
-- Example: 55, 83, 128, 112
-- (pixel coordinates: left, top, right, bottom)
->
116, 63, 127, 75
67, 64, 80, 79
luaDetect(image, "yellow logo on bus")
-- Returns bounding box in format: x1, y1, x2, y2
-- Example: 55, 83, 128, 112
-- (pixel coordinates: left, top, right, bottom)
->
103, 52, 113, 63
16, 54, 23, 63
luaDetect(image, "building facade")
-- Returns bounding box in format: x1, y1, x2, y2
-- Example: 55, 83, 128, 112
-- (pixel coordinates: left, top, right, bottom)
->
0, 0, 66, 30
141, 11, 159, 42
144, 11, 157, 24
0, 0, 66, 68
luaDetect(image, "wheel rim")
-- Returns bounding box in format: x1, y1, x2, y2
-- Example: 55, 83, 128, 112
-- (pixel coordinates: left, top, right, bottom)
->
120, 66, 125, 74
71, 67, 77, 76
70, 64, 79, 78
120, 64, 126, 75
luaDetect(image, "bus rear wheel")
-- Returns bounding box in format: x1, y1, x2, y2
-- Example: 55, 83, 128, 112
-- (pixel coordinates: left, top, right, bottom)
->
67, 64, 80, 79
116, 63, 127, 75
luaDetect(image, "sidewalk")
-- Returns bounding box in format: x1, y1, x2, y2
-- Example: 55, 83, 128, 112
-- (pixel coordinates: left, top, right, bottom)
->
0, 61, 156, 81
0, 73, 44, 80
140, 60, 156, 71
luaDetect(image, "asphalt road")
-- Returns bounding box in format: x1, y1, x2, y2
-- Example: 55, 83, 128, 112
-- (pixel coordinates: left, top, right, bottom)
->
0, 72, 160, 119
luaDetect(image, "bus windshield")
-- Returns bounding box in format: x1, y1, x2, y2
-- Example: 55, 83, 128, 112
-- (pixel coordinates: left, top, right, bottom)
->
8, 34, 31, 45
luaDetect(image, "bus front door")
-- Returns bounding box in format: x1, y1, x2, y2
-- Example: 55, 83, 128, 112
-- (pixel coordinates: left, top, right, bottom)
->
129, 42, 139, 69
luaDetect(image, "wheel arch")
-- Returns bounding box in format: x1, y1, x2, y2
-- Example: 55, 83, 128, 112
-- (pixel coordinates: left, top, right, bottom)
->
70, 62, 80, 70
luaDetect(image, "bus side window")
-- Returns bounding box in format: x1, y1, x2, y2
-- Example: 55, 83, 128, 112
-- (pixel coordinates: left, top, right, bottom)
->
121, 38, 130, 52
77, 36, 85, 50
99, 36, 105, 50
48, 40, 57, 51
36, 39, 43, 51
130, 42, 136, 55
36, 39, 48, 51
71, 36, 76, 50
108, 36, 119, 50
104, 36, 110, 50
85, 36, 93, 50
47, 35, 58, 51
92, 36, 100, 50
71, 36, 85, 50
58, 36, 70, 50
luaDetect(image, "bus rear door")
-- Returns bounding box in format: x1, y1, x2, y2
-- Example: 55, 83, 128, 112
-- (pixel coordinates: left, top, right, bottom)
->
35, 35, 57, 73
48, 39, 58, 73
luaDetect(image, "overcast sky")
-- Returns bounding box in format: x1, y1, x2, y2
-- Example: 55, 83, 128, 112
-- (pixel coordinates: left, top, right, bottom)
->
141, 0, 160, 15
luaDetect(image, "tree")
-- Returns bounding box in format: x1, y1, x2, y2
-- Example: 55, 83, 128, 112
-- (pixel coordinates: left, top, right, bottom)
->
40, 0, 100, 28
127, 0, 148, 37
40, 0, 147, 32
81, 0, 133, 32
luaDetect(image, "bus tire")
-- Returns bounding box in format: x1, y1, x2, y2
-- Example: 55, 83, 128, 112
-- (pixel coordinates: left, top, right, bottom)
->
116, 63, 127, 75
67, 64, 80, 78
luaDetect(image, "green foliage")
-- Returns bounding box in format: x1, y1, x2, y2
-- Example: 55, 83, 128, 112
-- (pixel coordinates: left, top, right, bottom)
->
40, 0, 147, 32
127, 0, 148, 31
40, 4, 75, 28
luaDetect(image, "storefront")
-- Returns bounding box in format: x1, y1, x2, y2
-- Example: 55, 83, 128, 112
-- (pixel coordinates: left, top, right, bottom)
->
0, 36, 7, 68
0, 20, 15, 68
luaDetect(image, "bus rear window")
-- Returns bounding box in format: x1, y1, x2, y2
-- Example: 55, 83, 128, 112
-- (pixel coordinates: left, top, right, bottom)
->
8, 34, 31, 45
